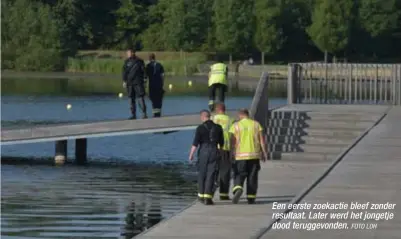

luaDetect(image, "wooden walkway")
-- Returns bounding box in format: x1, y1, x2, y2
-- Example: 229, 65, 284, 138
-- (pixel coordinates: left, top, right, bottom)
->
259, 107, 401, 239
0, 112, 237, 145
135, 105, 393, 239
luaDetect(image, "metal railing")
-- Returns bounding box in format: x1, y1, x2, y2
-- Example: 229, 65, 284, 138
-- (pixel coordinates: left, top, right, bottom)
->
288, 63, 401, 105
250, 72, 270, 130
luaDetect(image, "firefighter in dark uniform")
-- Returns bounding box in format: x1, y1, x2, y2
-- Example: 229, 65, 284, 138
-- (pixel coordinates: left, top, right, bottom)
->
208, 61, 228, 111
189, 110, 224, 205
145, 53, 165, 118
122, 48, 148, 119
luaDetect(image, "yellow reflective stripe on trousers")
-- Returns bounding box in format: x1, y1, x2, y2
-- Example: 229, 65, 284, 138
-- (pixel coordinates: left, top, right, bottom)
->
152, 108, 161, 113
208, 100, 214, 105
247, 194, 256, 198
232, 185, 242, 192
198, 193, 204, 198
211, 70, 225, 74
235, 152, 260, 159
220, 193, 229, 196
203, 194, 213, 199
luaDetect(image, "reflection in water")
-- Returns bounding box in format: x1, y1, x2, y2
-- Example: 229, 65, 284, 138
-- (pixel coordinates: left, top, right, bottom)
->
1, 160, 196, 238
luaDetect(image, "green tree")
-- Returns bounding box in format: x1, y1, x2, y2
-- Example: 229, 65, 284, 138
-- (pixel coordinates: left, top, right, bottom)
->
113, 0, 147, 49
161, 0, 210, 51
307, 0, 355, 60
254, 0, 285, 64
213, 0, 254, 61
1, 0, 64, 71
52, 0, 85, 56
357, 0, 401, 58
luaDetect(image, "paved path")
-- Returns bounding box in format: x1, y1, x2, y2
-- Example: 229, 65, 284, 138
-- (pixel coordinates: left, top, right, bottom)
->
135, 105, 391, 239
259, 107, 401, 239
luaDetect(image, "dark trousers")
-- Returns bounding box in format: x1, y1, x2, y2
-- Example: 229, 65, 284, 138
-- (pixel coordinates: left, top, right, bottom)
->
233, 159, 260, 199
208, 83, 227, 111
219, 150, 231, 197
127, 83, 147, 118
149, 88, 164, 117
197, 146, 219, 200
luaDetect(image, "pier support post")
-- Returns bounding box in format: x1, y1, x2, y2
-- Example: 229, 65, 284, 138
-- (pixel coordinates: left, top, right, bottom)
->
55, 140, 67, 164
75, 138, 87, 164
288, 64, 300, 104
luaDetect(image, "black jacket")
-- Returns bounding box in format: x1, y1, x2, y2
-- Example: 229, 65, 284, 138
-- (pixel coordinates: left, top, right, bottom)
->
122, 56, 145, 85
192, 120, 224, 149
146, 60, 165, 90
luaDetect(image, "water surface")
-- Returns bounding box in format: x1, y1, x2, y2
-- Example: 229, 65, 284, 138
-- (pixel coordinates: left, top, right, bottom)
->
1, 95, 286, 238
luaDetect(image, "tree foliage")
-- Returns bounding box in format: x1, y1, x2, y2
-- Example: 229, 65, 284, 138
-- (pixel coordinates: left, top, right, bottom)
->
307, 0, 354, 55
2, 0, 64, 71
254, 0, 285, 56
2, 0, 401, 71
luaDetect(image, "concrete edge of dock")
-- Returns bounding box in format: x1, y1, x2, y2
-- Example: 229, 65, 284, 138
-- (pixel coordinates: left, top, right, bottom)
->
250, 106, 392, 239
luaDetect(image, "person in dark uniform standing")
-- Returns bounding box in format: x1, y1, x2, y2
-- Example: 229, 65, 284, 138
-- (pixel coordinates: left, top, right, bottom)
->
189, 110, 224, 205
122, 48, 148, 119
145, 53, 165, 118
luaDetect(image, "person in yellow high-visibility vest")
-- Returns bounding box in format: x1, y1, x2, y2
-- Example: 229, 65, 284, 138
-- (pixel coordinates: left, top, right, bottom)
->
229, 108, 268, 204
212, 103, 235, 200
208, 61, 228, 111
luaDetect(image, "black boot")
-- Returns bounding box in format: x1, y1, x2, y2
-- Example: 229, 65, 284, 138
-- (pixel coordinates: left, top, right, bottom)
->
220, 195, 230, 200
204, 199, 214, 205
198, 197, 204, 204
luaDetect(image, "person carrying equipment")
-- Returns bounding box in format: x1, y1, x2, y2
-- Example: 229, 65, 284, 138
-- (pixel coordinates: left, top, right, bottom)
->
189, 110, 224, 205
208, 61, 228, 111
145, 53, 165, 118
122, 48, 147, 119
229, 108, 268, 204
212, 103, 234, 200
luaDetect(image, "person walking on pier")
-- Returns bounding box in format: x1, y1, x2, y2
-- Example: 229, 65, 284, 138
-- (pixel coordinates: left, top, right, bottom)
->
189, 110, 224, 205
208, 60, 228, 111
122, 48, 148, 119
229, 109, 267, 204
212, 103, 234, 200
145, 53, 165, 118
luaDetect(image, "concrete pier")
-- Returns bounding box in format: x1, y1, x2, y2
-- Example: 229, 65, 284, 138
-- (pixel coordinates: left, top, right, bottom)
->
75, 138, 87, 164
135, 105, 399, 239
54, 140, 67, 164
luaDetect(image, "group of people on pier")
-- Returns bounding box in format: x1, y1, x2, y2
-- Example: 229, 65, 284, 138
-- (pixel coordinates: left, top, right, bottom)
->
122, 48, 268, 205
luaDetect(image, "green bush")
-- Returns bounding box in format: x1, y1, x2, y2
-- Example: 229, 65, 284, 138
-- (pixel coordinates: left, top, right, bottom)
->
1, 0, 64, 71
67, 55, 206, 76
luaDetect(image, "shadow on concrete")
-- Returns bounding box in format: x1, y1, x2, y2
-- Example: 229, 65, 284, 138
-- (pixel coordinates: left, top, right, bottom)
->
214, 195, 294, 206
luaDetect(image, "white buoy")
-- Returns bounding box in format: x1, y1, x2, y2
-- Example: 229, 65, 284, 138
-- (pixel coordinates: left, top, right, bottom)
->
169, 84, 173, 90
66, 104, 72, 110
188, 81, 192, 87
118, 93, 123, 98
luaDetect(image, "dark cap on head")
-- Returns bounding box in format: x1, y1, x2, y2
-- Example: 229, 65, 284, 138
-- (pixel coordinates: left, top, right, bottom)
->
238, 108, 249, 116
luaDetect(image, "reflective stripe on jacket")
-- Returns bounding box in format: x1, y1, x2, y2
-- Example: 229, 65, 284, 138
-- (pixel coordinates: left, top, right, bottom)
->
229, 118, 263, 160
208, 63, 227, 86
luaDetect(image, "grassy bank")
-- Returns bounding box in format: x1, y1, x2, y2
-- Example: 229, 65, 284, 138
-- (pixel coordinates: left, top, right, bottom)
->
68, 51, 207, 76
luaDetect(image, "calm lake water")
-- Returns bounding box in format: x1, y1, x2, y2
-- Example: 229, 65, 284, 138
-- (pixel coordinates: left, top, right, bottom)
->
1, 94, 287, 238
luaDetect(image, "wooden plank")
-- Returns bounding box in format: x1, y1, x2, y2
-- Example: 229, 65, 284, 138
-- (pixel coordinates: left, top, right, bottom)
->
0, 111, 239, 145
259, 107, 401, 239
136, 105, 389, 239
